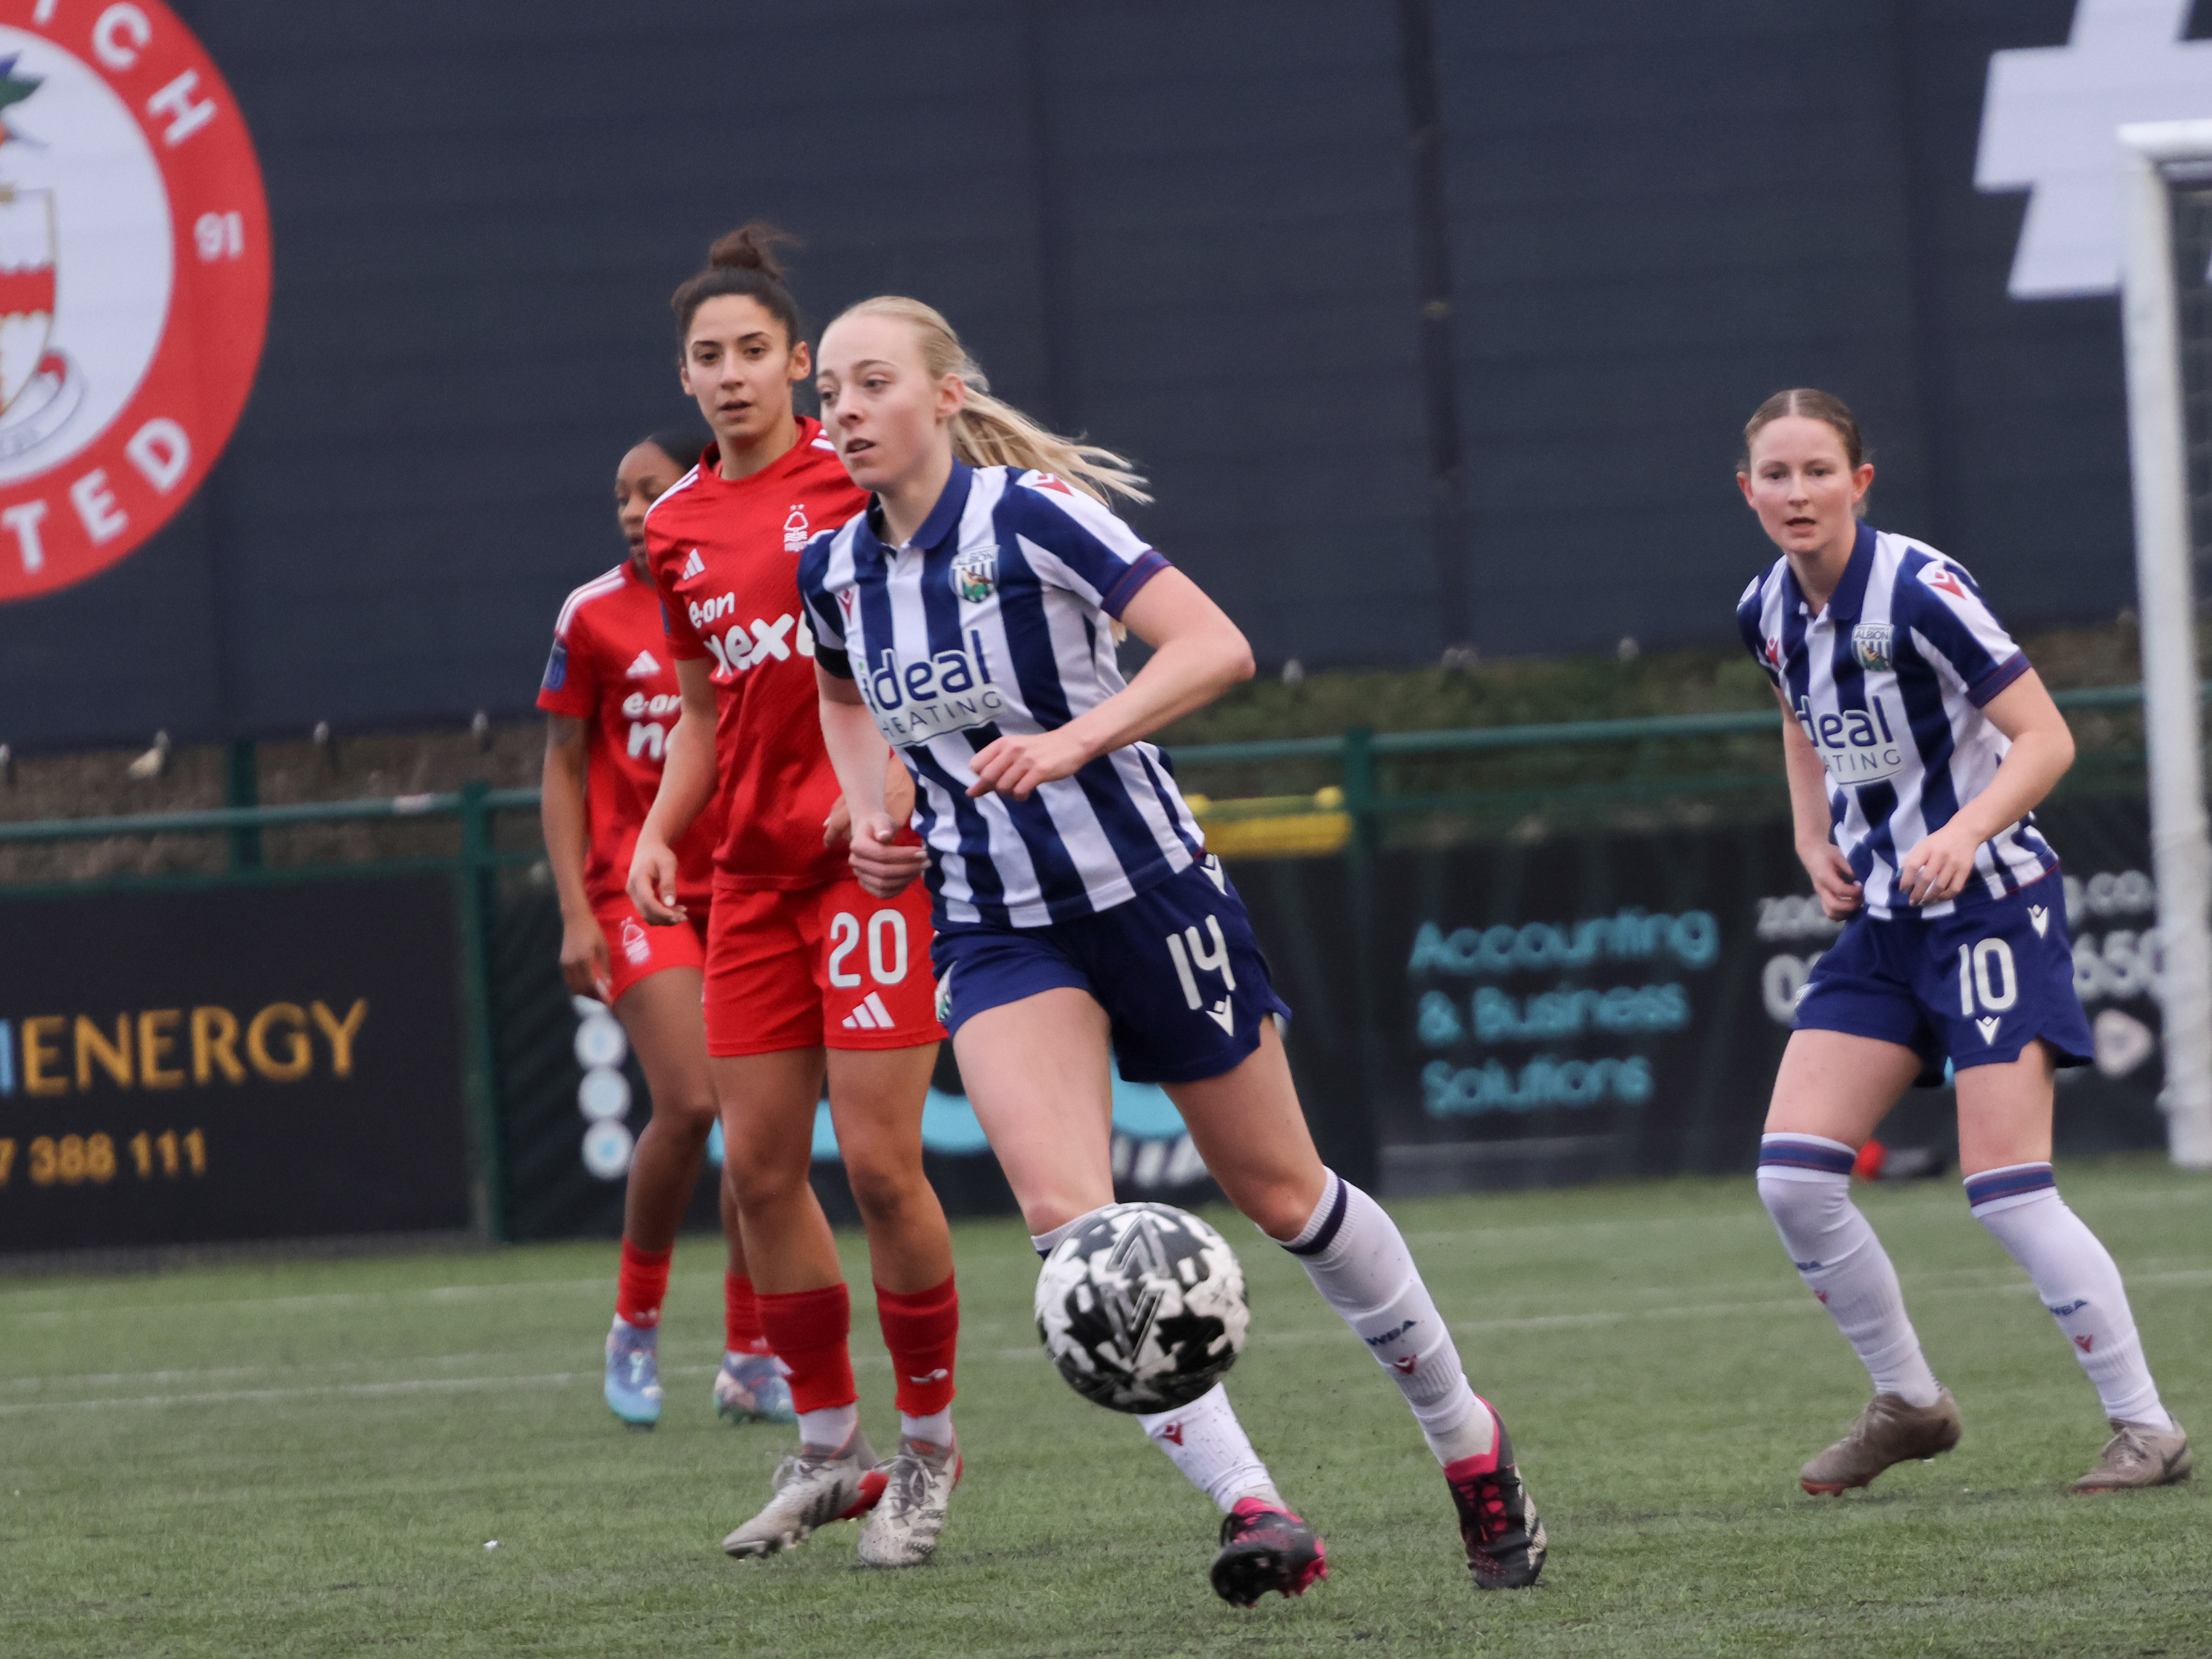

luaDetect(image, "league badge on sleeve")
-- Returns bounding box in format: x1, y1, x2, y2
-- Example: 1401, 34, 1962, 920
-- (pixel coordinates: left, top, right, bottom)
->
1851, 623, 1894, 671
951, 547, 996, 603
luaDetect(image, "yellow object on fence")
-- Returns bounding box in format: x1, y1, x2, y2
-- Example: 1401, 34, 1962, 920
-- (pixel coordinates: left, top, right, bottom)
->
1183, 787, 1351, 859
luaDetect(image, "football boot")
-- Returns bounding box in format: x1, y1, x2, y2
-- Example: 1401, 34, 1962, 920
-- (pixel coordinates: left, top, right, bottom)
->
1444, 1411, 1547, 1590
1799, 1389, 1961, 1494
603, 1319, 661, 1429
1209, 1498, 1327, 1606
721, 1426, 885, 1559
714, 1352, 797, 1425
2072, 1417, 2192, 1492
857, 1431, 962, 1567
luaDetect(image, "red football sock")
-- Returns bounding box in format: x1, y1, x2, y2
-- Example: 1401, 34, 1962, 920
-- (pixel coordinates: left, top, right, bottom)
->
614, 1239, 672, 1328
725, 1273, 771, 1356
876, 1274, 959, 1417
756, 1282, 857, 1413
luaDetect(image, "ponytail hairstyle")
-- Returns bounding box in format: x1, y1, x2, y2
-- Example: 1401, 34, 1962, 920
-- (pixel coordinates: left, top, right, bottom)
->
671, 222, 805, 345
829, 295, 1151, 506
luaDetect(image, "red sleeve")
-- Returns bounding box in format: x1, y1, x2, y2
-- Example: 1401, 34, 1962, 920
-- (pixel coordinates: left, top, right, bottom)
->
649, 525, 709, 662
535, 603, 599, 718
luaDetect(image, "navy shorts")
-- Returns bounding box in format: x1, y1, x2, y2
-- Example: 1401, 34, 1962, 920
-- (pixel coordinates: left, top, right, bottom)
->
929, 855, 1292, 1085
1794, 872, 2093, 1073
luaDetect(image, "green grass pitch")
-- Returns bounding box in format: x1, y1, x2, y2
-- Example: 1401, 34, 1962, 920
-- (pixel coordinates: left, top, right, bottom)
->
1, 1155, 2204, 1657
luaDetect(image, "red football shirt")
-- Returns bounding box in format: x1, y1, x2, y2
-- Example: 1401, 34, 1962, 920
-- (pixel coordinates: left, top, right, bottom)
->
536, 558, 722, 908
645, 419, 866, 891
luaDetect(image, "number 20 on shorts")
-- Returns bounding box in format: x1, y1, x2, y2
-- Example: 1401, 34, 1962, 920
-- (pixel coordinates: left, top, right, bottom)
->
827, 908, 910, 988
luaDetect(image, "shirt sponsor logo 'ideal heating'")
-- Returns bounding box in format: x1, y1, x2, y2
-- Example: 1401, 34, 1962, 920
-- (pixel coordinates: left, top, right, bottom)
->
856, 634, 1007, 746
1795, 693, 1908, 786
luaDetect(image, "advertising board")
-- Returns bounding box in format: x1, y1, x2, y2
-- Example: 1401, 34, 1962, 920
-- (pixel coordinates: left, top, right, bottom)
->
0, 874, 470, 1251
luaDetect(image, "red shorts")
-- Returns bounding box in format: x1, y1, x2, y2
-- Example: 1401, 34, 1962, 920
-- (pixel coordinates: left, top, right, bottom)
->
592, 893, 709, 1006
704, 878, 943, 1056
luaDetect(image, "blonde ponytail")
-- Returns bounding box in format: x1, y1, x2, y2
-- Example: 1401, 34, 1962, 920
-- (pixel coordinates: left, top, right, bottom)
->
828, 296, 1151, 506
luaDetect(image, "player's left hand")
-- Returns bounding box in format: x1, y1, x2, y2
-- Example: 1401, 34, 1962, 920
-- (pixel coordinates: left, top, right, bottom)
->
823, 795, 853, 847
967, 729, 1091, 800
1898, 821, 1980, 905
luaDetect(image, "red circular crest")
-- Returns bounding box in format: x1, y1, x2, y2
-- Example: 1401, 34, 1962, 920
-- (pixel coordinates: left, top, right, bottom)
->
0, 1, 269, 603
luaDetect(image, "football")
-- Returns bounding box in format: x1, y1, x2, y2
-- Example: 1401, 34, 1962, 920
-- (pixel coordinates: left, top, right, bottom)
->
1033, 1202, 1250, 1413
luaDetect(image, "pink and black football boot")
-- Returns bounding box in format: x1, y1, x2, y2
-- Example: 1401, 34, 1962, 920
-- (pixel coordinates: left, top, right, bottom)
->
1209, 1497, 1328, 1606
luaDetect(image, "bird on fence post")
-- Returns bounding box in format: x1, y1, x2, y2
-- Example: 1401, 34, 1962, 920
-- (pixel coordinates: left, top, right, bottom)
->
126, 731, 172, 781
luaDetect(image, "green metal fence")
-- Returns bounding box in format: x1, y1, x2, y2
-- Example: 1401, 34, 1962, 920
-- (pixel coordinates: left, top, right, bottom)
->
0, 684, 2169, 1238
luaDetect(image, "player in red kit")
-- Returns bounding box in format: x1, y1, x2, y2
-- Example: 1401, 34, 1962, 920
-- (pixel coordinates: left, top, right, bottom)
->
539, 432, 798, 1430
627, 226, 961, 1569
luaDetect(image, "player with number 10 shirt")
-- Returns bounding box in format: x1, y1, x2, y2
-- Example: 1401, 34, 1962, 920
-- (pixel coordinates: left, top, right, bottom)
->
1737, 389, 2187, 1498
627, 226, 959, 1570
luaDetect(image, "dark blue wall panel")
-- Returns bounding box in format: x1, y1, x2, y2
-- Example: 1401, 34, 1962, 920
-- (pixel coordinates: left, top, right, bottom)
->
0, 1, 2155, 748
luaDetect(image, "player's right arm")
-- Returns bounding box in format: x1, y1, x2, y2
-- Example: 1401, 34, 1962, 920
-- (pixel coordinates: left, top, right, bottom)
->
539, 714, 609, 995
816, 665, 928, 899
627, 655, 718, 925
1775, 685, 1862, 921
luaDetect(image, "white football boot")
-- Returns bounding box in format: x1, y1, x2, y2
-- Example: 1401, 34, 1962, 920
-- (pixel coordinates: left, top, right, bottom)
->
856, 1432, 961, 1568
721, 1426, 884, 1559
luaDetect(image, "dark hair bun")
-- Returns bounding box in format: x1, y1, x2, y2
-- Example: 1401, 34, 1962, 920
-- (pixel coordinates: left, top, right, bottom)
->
708, 221, 798, 282
642, 429, 705, 470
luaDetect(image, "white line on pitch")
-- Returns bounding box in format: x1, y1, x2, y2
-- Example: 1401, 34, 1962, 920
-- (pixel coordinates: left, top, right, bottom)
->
9, 1262, 2209, 1412
0, 1372, 582, 1415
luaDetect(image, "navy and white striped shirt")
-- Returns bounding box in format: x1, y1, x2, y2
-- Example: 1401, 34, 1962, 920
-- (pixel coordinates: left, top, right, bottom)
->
799, 461, 1205, 928
1736, 522, 2056, 919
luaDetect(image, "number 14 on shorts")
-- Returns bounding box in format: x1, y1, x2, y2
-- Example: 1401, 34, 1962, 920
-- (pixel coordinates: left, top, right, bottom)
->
1167, 916, 1237, 1034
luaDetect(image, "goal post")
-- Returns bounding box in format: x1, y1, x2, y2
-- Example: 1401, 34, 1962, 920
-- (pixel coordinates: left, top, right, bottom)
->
2117, 119, 2212, 1169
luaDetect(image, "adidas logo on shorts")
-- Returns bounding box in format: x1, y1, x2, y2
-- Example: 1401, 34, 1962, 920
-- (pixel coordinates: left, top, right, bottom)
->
841, 991, 896, 1032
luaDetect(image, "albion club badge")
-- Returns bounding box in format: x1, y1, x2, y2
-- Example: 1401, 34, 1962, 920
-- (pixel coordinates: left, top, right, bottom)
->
1851, 622, 1894, 671
0, 2, 270, 604
951, 547, 996, 603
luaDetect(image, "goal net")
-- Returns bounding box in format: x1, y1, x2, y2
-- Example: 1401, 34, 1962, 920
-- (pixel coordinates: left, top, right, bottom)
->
2116, 120, 2212, 1168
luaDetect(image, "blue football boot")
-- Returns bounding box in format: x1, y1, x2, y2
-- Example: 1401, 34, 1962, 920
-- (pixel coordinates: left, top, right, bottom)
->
715, 1350, 798, 1425
604, 1318, 662, 1428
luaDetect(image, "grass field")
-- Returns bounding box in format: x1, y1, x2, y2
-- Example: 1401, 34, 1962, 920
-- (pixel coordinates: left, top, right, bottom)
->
2, 1156, 2206, 1658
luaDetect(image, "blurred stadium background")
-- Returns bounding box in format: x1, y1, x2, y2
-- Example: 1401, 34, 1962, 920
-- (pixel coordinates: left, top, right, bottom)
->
0, 4, 2207, 1653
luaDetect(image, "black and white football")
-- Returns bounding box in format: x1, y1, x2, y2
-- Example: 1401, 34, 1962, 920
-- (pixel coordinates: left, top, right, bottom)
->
1033, 1203, 1249, 1413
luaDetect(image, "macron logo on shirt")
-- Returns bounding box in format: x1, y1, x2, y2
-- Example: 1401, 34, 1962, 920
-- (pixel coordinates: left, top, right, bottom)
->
680, 550, 705, 580
1920, 564, 1968, 603
625, 650, 660, 679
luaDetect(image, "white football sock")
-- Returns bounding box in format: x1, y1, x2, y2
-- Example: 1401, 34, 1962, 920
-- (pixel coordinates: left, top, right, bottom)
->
796, 1403, 859, 1450
1030, 1209, 1104, 1259
1966, 1163, 2172, 1430
1758, 1135, 1943, 1408
900, 1409, 953, 1446
1278, 1170, 1496, 1467
1134, 1382, 1281, 1513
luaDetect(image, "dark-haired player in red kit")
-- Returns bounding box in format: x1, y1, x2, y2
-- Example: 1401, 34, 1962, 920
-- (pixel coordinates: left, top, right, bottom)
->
628, 226, 960, 1569
539, 432, 795, 1430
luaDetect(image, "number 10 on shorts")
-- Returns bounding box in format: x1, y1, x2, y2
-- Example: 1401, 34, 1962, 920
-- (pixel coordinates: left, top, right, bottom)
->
1958, 938, 2018, 1046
